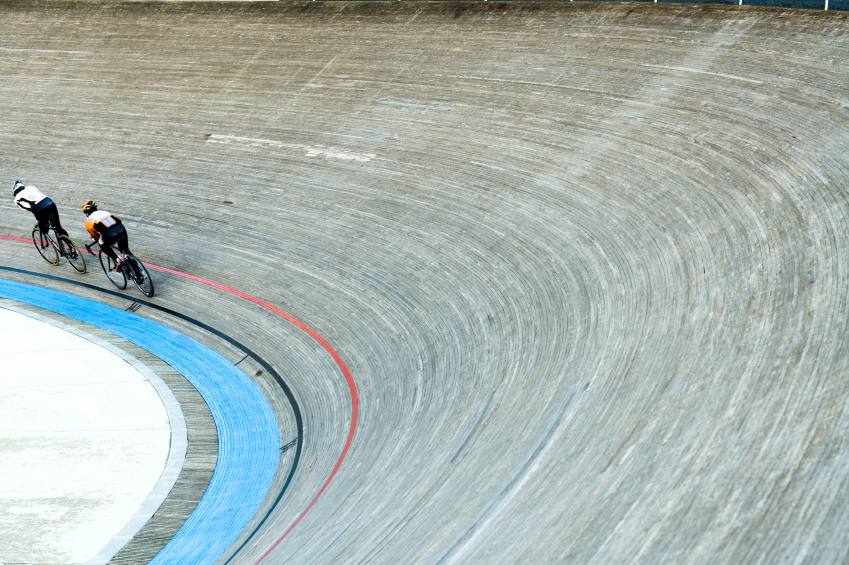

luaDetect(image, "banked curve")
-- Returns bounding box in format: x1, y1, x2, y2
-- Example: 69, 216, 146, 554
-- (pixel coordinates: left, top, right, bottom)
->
0, 279, 280, 565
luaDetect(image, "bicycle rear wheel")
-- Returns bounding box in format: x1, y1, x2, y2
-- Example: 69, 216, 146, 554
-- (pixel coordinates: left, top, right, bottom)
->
59, 235, 86, 273
125, 254, 154, 297
99, 249, 127, 289
31, 228, 59, 265
126, 254, 154, 297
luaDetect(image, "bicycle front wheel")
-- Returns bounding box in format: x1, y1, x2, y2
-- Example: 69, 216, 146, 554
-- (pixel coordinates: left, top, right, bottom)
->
59, 236, 86, 273
126, 254, 154, 297
31, 228, 59, 265
99, 250, 127, 289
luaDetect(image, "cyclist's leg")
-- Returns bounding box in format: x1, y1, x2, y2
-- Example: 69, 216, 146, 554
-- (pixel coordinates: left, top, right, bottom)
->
99, 238, 120, 262
46, 203, 69, 238
102, 226, 130, 268
115, 228, 131, 256
33, 206, 52, 235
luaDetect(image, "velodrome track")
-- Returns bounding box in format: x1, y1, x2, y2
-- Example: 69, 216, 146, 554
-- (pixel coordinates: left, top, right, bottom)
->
1, 1, 848, 563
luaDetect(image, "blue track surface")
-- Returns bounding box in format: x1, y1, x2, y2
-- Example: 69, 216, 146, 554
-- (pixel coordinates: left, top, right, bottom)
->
0, 279, 280, 565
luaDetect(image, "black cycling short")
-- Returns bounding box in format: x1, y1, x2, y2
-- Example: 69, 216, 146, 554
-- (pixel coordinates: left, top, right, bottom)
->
99, 224, 130, 259
32, 199, 68, 238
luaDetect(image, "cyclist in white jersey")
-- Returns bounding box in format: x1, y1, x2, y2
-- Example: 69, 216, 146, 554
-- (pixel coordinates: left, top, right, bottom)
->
83, 200, 132, 269
12, 181, 70, 238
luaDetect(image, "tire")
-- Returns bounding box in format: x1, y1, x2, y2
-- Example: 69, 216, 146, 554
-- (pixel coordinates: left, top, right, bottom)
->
31, 228, 59, 265
99, 249, 127, 289
126, 254, 154, 297
59, 235, 86, 273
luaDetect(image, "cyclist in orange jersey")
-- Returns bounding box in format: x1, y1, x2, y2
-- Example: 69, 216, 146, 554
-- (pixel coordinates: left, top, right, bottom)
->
83, 200, 132, 270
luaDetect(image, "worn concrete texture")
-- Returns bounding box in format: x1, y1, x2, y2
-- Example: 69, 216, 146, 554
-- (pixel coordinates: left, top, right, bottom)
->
0, 2, 847, 564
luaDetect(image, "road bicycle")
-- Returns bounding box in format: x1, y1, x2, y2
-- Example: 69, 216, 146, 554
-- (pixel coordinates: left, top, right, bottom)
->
85, 242, 154, 297
31, 222, 87, 273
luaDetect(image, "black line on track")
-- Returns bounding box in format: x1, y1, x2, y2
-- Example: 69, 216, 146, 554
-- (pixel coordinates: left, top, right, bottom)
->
0, 265, 304, 562
280, 438, 298, 454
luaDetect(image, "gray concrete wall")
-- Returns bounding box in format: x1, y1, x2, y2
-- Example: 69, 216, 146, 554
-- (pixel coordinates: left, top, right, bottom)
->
321, 0, 840, 12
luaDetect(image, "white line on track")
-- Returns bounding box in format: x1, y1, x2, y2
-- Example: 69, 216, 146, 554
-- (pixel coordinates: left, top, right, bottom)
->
641, 63, 763, 84
206, 134, 375, 162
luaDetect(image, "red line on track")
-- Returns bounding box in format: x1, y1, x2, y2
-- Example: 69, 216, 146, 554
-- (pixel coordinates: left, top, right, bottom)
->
148, 263, 358, 563
1, 233, 358, 562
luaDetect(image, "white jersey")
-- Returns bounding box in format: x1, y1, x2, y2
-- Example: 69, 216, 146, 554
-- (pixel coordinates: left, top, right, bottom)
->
86, 210, 117, 228
14, 186, 47, 210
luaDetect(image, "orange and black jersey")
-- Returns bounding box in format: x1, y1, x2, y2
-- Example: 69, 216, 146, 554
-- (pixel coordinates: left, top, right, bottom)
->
85, 210, 123, 240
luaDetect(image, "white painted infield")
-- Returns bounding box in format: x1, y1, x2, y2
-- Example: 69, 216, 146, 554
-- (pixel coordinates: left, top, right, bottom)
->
0, 307, 171, 564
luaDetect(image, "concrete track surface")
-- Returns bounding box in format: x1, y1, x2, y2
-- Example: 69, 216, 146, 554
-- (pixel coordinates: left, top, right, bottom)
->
1, 2, 848, 564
